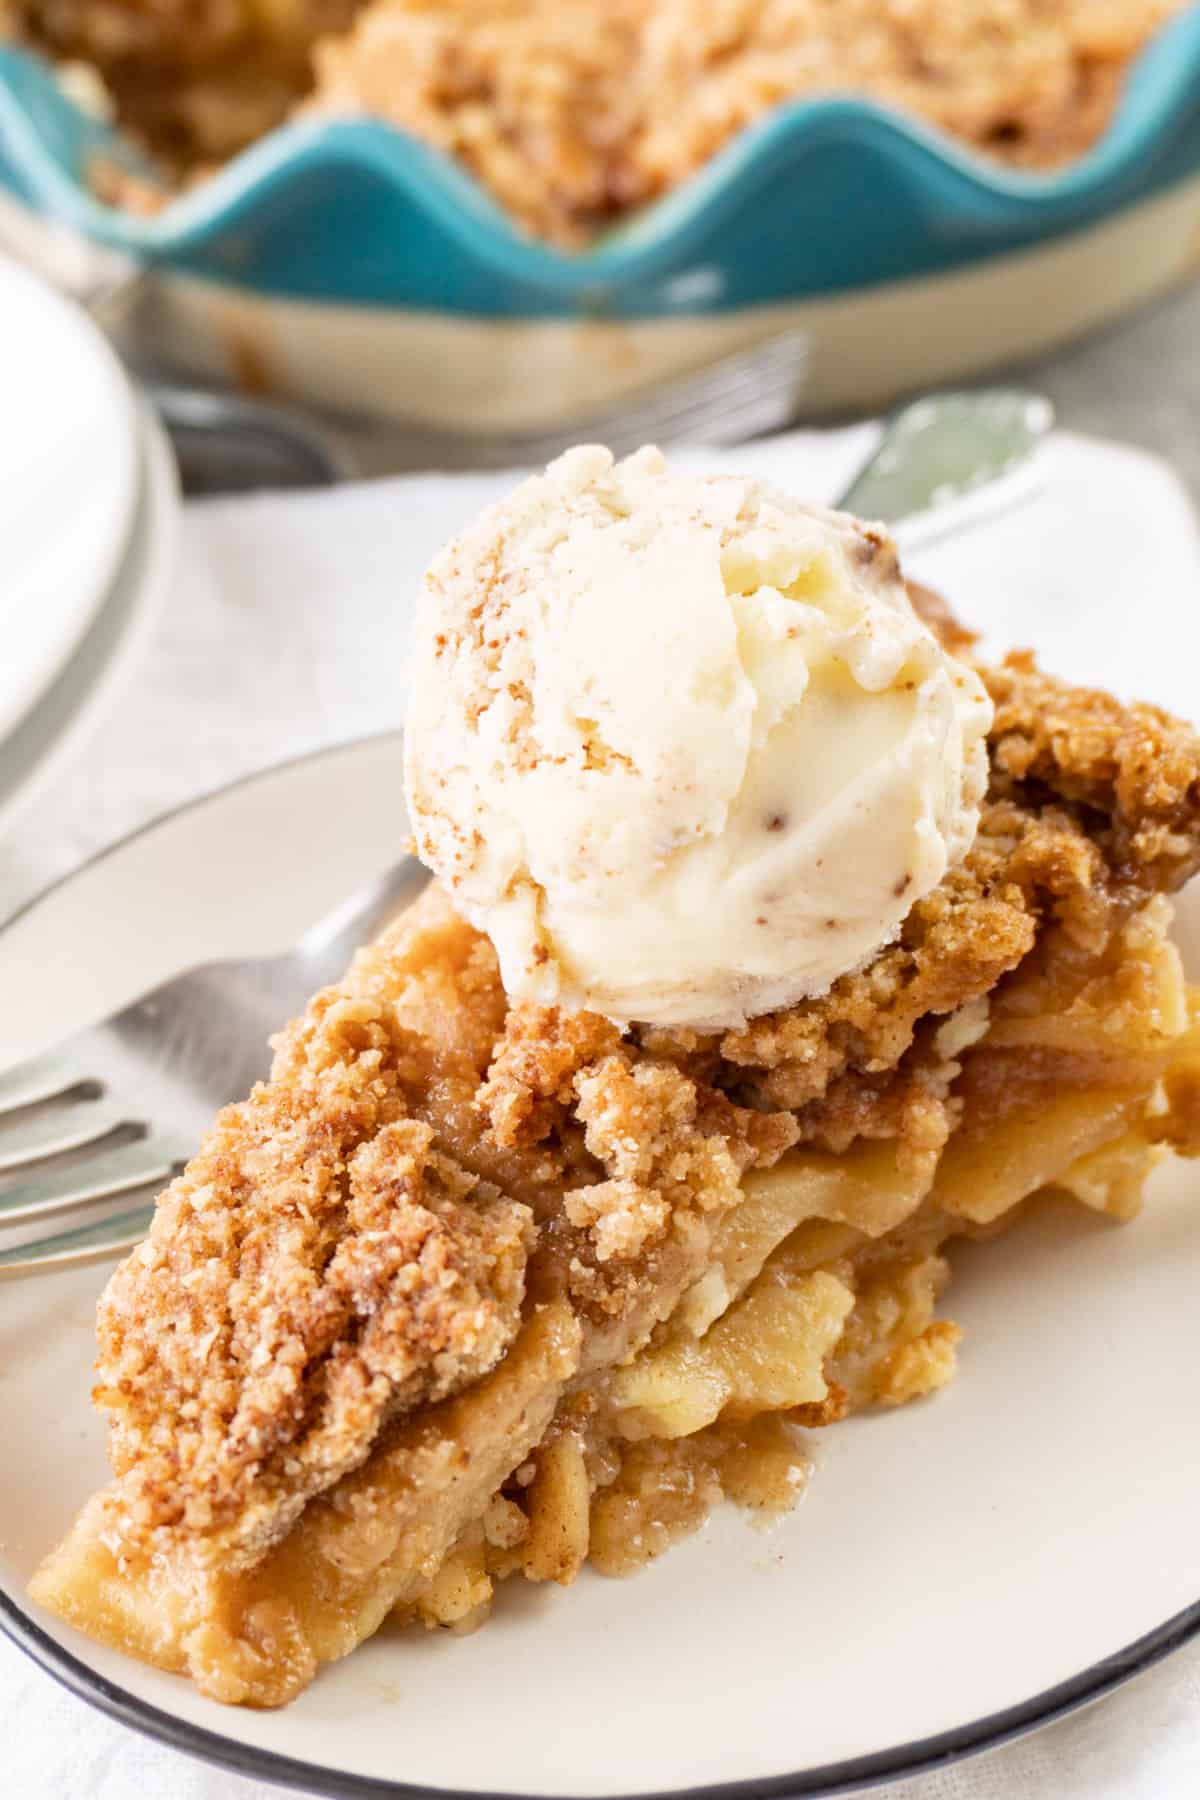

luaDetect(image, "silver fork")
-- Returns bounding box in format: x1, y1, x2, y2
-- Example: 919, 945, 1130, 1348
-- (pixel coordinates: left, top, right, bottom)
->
0, 858, 430, 1279
136, 330, 813, 488
0, 382, 1053, 1278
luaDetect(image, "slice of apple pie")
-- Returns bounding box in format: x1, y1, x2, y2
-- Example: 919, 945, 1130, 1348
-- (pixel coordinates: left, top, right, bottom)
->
31, 617, 1200, 1706
30, 451, 1200, 1709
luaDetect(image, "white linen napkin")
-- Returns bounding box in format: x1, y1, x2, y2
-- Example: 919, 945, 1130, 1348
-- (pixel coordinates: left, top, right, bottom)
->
2, 425, 1199, 1798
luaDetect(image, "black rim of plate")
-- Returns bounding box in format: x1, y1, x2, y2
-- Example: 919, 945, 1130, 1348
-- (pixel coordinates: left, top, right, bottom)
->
3, 735, 1200, 1797
4, 1587, 1200, 1800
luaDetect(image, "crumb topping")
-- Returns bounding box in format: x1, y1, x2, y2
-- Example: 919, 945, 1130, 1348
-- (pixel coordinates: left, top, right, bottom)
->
11, 0, 1180, 241
96, 992, 532, 1565
87, 612, 1200, 1584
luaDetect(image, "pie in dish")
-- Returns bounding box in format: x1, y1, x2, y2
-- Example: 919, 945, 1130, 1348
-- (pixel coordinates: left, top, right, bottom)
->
30, 585, 1200, 1706
2, 0, 1189, 242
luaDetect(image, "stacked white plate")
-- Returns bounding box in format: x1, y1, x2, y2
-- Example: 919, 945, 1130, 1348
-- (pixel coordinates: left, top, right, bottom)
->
0, 255, 178, 831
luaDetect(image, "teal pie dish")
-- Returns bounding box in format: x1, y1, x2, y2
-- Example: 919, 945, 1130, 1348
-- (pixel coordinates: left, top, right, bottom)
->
3, 6, 1200, 429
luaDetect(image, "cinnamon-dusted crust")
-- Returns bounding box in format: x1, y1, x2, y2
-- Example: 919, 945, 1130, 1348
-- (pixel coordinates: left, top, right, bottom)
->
97, 1006, 534, 1569
3, 1, 1188, 240
89, 890, 788, 1575
31, 626, 1200, 1703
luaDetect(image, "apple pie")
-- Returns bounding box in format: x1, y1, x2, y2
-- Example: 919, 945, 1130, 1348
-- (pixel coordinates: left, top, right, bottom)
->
30, 588, 1200, 1707
2, 1, 1188, 241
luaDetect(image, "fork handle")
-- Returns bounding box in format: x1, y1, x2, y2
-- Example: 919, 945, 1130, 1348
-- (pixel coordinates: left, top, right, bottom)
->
298, 857, 432, 987
834, 389, 1053, 525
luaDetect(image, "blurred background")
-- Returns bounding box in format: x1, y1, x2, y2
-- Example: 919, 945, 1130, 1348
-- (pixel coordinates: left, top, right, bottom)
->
3, 0, 1200, 474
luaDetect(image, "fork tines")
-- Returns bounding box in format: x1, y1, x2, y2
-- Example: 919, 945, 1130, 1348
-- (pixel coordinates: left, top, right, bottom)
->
0, 1057, 169, 1280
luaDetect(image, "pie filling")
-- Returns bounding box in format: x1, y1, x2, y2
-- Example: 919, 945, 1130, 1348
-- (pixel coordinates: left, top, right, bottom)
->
29, 610, 1200, 1708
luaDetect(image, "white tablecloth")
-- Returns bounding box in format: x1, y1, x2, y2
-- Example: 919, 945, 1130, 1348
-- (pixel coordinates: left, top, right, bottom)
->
3, 427, 1199, 1798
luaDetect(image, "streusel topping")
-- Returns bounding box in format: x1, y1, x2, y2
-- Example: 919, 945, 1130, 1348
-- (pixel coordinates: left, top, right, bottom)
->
90, 611, 1200, 1572
5, 0, 1186, 237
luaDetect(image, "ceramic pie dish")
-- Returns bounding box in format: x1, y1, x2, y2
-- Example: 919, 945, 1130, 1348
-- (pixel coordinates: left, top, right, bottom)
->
2, 7, 1200, 430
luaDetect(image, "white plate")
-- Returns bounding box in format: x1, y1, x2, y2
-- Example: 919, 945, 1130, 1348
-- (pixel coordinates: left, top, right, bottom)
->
0, 257, 141, 742
0, 397, 177, 835
0, 735, 1198, 1798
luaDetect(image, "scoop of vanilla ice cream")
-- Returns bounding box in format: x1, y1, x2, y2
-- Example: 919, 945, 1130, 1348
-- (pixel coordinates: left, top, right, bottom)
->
404, 445, 993, 1030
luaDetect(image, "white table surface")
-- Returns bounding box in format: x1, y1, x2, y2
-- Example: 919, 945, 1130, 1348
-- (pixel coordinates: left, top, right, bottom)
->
5, 290, 1200, 1798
